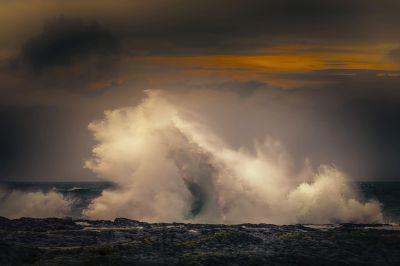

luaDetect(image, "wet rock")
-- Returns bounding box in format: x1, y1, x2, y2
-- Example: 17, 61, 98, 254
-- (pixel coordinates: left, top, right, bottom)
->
0, 217, 399, 265
0, 217, 81, 231
113, 217, 146, 227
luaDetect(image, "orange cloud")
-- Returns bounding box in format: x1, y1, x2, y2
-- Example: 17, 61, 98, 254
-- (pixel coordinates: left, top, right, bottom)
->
131, 44, 400, 88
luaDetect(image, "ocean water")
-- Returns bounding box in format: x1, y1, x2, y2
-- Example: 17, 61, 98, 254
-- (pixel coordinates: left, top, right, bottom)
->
0, 181, 115, 218
359, 182, 400, 223
1, 181, 399, 223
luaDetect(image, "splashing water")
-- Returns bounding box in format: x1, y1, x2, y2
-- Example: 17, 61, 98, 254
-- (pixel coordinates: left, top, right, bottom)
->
83, 90, 383, 224
0, 187, 72, 219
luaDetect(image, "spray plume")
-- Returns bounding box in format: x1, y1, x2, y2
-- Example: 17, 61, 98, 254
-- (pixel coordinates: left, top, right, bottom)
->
83, 90, 383, 224
0, 187, 72, 219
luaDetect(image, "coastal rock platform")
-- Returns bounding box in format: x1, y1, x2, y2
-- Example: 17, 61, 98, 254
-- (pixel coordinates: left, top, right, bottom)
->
1, 217, 399, 265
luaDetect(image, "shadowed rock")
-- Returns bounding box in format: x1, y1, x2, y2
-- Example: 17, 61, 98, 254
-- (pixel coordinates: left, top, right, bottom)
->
0, 217, 399, 265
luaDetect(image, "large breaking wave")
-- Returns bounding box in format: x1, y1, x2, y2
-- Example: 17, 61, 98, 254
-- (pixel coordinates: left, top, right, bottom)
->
83, 90, 383, 224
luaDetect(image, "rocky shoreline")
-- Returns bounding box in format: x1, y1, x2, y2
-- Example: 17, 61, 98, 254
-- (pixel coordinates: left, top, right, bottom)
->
1, 217, 400, 265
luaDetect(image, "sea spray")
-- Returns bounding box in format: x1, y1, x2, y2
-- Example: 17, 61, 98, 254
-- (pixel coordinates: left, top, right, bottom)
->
83, 90, 383, 224
0, 187, 72, 218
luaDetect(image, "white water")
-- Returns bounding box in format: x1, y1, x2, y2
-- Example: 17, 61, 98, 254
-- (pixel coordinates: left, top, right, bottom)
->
83, 90, 383, 224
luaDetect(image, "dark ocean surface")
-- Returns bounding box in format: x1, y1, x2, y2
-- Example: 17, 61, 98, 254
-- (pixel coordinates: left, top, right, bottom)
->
359, 182, 400, 223
1, 181, 399, 223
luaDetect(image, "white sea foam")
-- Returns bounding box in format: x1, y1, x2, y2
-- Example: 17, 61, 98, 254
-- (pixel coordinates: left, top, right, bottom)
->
83, 90, 383, 224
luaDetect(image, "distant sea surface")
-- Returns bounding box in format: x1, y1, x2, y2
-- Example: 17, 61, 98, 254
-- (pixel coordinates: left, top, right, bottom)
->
1, 181, 400, 223
359, 182, 400, 223
1, 181, 115, 218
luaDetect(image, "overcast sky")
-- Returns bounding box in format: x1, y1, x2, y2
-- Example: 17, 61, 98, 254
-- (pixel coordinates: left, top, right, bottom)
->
1, 0, 400, 181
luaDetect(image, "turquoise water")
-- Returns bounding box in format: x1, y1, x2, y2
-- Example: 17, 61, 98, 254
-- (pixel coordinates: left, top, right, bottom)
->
1, 181, 399, 222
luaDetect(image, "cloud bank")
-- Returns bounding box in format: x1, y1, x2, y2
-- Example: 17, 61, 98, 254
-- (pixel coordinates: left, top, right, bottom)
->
83, 90, 383, 224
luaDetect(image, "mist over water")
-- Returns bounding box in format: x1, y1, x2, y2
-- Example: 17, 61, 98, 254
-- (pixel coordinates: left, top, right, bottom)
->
0, 187, 72, 219
82, 90, 383, 224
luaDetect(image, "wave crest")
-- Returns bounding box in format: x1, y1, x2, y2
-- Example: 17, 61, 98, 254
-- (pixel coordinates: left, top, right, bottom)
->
83, 90, 383, 224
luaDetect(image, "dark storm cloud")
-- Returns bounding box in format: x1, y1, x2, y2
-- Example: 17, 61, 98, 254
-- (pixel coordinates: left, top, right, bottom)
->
4, 0, 400, 61
2, 1, 400, 57
100, 0, 399, 55
1, 0, 400, 182
0, 17, 123, 97
21, 17, 119, 71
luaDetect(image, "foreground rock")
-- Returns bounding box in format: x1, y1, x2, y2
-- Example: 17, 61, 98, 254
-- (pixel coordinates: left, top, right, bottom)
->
0, 217, 399, 265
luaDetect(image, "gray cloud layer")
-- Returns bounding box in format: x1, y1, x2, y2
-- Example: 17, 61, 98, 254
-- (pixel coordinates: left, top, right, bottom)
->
21, 17, 119, 71
1, 1, 400, 181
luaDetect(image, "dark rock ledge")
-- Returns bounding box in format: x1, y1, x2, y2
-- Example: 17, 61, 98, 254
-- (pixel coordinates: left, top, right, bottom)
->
0, 217, 399, 265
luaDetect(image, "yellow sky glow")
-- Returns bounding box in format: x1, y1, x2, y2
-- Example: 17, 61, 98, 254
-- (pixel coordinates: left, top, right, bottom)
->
130, 44, 400, 88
